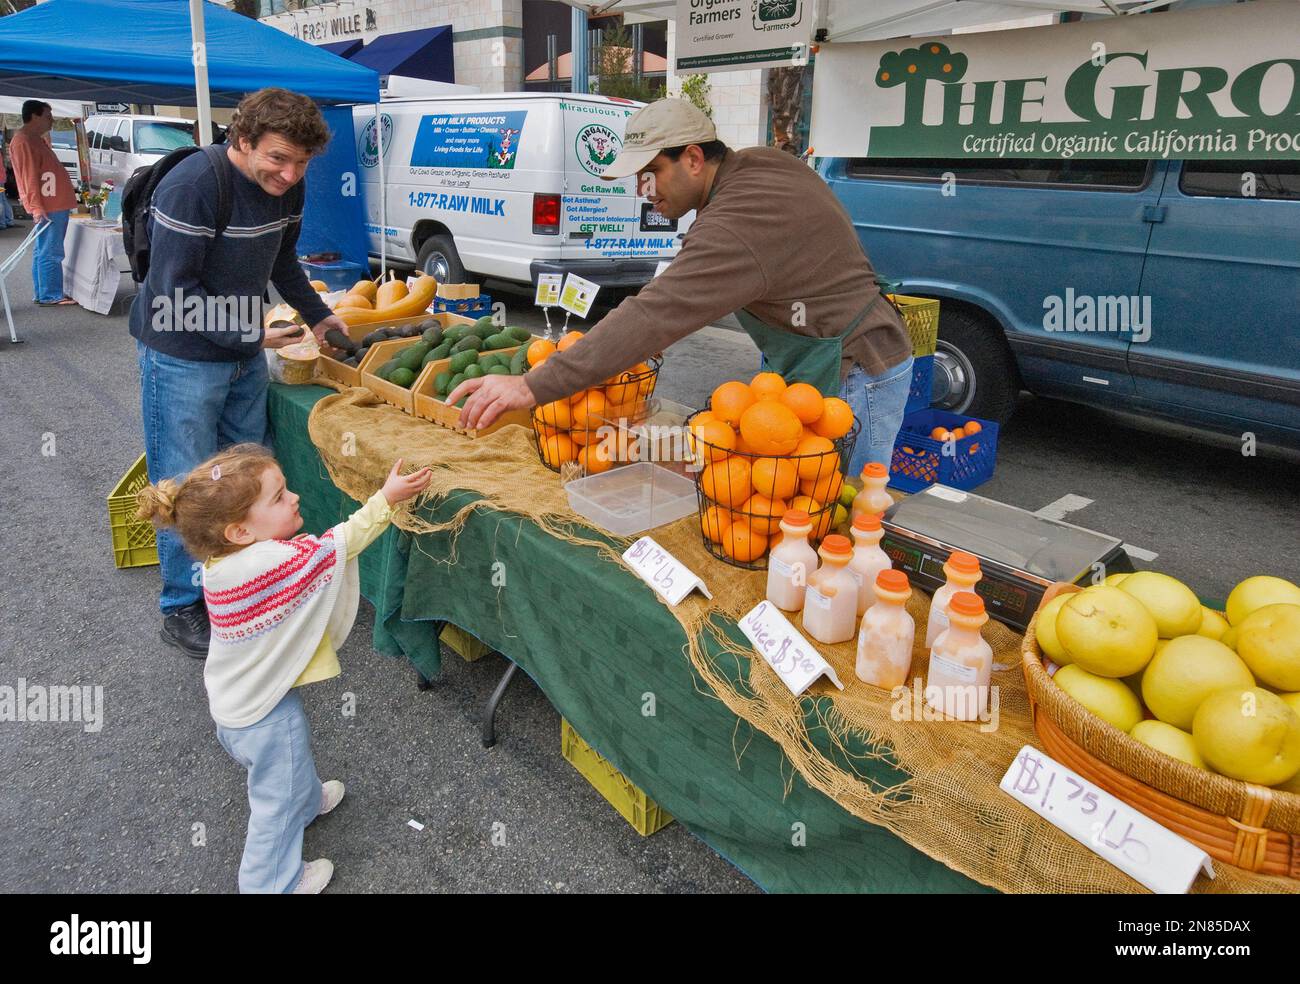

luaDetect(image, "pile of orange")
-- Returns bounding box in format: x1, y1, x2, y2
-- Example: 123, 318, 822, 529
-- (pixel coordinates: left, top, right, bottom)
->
693, 372, 855, 564
928, 418, 984, 456
528, 333, 658, 472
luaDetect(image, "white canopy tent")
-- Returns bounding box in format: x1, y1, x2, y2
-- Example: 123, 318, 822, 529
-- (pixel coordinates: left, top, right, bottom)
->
0, 97, 85, 119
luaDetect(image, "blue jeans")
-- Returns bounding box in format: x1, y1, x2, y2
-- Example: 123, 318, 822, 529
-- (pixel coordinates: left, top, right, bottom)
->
216, 690, 322, 894
137, 341, 269, 613
33, 210, 69, 303
0, 193, 13, 228
840, 355, 914, 478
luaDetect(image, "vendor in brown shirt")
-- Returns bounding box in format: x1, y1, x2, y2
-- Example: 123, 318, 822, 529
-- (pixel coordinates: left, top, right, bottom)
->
450, 98, 914, 474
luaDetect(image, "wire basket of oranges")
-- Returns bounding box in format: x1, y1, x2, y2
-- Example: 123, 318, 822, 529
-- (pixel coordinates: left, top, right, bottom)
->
689, 373, 860, 570
527, 332, 662, 474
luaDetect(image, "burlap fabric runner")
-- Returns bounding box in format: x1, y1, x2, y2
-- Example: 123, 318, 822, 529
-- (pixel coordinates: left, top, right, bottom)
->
306, 385, 1297, 893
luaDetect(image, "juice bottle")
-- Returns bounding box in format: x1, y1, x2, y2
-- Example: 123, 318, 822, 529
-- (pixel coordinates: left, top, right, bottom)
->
851, 462, 892, 521
924, 550, 983, 649
802, 535, 858, 645
925, 591, 994, 722
856, 569, 915, 689
766, 509, 818, 612
848, 512, 892, 616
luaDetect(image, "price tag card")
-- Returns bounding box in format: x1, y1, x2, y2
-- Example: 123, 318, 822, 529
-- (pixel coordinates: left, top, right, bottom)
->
1000, 745, 1214, 894
534, 272, 563, 307
738, 601, 845, 696
559, 273, 600, 318
622, 537, 711, 606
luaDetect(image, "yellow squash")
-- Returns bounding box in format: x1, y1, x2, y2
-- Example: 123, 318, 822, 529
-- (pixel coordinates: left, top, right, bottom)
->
334, 275, 438, 327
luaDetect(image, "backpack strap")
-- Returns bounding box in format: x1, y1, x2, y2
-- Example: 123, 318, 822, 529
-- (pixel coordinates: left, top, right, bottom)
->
201, 143, 233, 236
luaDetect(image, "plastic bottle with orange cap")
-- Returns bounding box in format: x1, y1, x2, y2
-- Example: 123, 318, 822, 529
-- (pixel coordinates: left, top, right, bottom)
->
855, 569, 915, 690
923, 550, 983, 649
848, 512, 892, 615
766, 508, 818, 612
851, 462, 892, 521
924, 591, 994, 722
802, 534, 859, 645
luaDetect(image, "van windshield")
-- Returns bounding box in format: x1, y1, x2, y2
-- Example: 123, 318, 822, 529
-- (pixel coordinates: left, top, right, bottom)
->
51, 130, 77, 149
133, 121, 195, 155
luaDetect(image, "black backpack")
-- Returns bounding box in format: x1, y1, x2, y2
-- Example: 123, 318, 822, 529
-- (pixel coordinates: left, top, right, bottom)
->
121, 144, 232, 284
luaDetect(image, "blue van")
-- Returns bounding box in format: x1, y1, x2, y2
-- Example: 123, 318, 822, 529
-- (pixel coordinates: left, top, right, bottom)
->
821, 157, 1300, 446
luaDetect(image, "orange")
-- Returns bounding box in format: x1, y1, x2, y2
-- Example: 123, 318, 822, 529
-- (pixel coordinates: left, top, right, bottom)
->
733, 430, 757, 455
793, 434, 836, 481
570, 389, 607, 430
700, 457, 752, 509
569, 428, 599, 446
534, 399, 572, 431
540, 433, 578, 468
950, 426, 966, 440
688, 418, 736, 464
790, 494, 833, 538
527, 339, 557, 367
577, 443, 613, 474
603, 372, 639, 405
738, 494, 787, 536
738, 401, 803, 456
812, 397, 854, 439
534, 423, 559, 441
557, 330, 584, 352
781, 382, 824, 425
700, 504, 732, 544
930, 426, 951, 441
722, 520, 768, 564
692, 410, 719, 429
710, 380, 755, 428
964, 420, 983, 435
800, 469, 844, 505
750, 456, 800, 500
749, 371, 787, 402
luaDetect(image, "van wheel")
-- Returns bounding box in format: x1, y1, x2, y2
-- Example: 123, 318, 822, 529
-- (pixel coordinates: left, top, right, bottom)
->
416, 234, 465, 283
929, 308, 1020, 424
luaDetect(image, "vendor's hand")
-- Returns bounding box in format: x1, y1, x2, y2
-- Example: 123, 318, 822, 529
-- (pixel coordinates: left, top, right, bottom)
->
262, 321, 307, 349
32, 207, 48, 224
382, 458, 433, 507
447, 375, 537, 430
311, 313, 350, 348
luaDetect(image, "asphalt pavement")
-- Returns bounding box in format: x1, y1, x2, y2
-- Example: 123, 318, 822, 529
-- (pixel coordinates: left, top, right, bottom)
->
0, 231, 1296, 894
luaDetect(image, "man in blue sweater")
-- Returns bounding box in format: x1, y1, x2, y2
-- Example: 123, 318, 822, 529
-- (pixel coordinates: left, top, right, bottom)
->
130, 88, 349, 658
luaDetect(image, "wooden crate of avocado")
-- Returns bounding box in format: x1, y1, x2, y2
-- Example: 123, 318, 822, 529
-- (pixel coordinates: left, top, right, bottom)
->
413, 326, 536, 437
316, 312, 474, 388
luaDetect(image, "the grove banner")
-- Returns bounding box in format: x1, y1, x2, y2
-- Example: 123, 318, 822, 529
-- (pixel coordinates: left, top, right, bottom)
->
675, 0, 812, 73
810, 0, 1300, 160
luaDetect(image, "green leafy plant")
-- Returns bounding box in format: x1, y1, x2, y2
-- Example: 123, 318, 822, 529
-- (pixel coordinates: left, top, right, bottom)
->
680, 74, 713, 120
592, 25, 659, 103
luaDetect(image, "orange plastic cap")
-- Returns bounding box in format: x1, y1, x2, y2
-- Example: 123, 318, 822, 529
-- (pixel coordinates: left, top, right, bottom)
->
875, 569, 909, 593
946, 550, 981, 576
949, 591, 986, 617
782, 509, 811, 526
852, 512, 882, 532
819, 534, 853, 558
860, 462, 887, 479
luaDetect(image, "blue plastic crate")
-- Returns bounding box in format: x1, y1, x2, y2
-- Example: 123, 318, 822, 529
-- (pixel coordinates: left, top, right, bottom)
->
905, 354, 934, 412
433, 294, 492, 317
889, 408, 999, 493
299, 259, 366, 293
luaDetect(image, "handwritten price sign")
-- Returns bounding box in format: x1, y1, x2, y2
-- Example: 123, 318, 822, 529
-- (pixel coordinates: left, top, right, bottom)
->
738, 601, 844, 696
1000, 746, 1214, 894
622, 537, 710, 606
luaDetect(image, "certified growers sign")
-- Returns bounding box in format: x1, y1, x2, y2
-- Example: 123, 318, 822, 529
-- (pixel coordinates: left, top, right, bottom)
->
810, 0, 1300, 160
675, 0, 811, 73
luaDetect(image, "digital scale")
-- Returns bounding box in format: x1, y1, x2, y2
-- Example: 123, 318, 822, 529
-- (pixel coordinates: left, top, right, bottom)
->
881, 485, 1134, 632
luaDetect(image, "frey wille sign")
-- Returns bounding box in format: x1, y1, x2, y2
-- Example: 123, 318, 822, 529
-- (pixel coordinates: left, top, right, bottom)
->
811, 1, 1300, 161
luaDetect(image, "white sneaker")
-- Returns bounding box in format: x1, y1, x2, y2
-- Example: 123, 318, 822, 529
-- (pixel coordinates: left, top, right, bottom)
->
293, 859, 334, 894
320, 780, 345, 816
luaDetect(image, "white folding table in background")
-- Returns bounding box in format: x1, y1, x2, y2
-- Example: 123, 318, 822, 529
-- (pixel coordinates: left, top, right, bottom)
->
61, 217, 133, 315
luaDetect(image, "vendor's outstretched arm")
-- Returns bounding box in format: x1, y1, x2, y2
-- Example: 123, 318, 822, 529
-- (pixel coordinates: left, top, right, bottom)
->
522, 224, 768, 406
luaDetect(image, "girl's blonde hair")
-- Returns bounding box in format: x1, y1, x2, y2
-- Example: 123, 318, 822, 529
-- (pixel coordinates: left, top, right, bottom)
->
135, 444, 278, 561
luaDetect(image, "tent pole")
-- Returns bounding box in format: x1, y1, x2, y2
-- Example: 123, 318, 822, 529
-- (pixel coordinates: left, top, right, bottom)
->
376, 102, 387, 279
189, 0, 213, 147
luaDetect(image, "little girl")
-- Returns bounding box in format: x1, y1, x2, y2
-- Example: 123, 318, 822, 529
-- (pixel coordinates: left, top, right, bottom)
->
137, 442, 432, 894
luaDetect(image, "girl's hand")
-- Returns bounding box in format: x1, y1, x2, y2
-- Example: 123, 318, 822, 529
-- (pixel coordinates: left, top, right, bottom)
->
382, 458, 433, 506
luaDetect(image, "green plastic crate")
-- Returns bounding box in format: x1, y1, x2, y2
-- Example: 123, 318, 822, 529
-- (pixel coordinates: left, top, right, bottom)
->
888, 294, 940, 358
561, 719, 673, 836
107, 453, 159, 569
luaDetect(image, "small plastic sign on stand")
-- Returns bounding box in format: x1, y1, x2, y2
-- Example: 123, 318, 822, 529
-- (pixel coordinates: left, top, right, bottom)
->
1000, 745, 1214, 894
558, 272, 599, 335
738, 601, 844, 696
534, 272, 563, 339
622, 537, 710, 606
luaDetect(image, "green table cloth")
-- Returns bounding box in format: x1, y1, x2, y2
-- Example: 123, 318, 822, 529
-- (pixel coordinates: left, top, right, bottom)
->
269, 383, 990, 894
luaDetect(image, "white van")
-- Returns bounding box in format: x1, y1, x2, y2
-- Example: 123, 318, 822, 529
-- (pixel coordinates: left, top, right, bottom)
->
354, 93, 688, 291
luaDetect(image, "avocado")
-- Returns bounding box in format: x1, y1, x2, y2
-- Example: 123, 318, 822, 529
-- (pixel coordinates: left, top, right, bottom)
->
398, 345, 428, 372
451, 335, 483, 353
483, 332, 515, 350
434, 371, 453, 395
472, 315, 497, 335
374, 358, 402, 381
429, 342, 452, 361
446, 372, 466, 395
421, 326, 443, 347
463, 364, 484, 380
443, 325, 468, 344
448, 350, 477, 374
506, 325, 532, 343
389, 367, 416, 388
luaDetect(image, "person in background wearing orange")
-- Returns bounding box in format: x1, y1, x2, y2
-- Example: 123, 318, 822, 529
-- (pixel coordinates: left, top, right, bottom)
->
10, 100, 78, 306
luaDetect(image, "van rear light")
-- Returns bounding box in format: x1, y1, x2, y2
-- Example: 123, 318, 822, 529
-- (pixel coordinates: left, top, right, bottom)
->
533, 194, 561, 235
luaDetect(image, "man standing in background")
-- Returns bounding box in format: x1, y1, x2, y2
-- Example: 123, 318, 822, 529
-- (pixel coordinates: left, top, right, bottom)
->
10, 100, 77, 305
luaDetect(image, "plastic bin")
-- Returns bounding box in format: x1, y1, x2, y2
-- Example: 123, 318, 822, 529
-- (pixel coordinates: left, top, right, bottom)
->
565, 461, 697, 537
300, 259, 366, 293
887, 294, 940, 357
107, 453, 159, 569
905, 354, 934, 412
889, 408, 999, 493
561, 719, 673, 836
432, 294, 492, 318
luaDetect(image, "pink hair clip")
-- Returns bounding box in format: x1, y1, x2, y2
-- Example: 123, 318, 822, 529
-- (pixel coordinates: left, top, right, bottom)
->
211, 465, 222, 481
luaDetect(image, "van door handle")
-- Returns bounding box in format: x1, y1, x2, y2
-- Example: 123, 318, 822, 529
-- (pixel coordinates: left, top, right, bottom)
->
1142, 205, 1166, 223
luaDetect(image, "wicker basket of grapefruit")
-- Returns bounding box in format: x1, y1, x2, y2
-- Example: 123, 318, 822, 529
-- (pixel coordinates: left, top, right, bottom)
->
690, 372, 859, 569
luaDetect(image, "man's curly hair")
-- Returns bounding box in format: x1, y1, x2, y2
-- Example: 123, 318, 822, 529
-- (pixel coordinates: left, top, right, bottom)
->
226, 88, 331, 156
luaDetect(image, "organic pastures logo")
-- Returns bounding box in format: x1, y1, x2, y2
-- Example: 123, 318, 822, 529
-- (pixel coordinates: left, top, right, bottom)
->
576, 124, 621, 178
359, 113, 394, 168
754, 0, 803, 30
869, 39, 1300, 160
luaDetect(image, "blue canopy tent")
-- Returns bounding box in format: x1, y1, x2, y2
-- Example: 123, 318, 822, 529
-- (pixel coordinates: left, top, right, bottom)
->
0, 0, 381, 303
